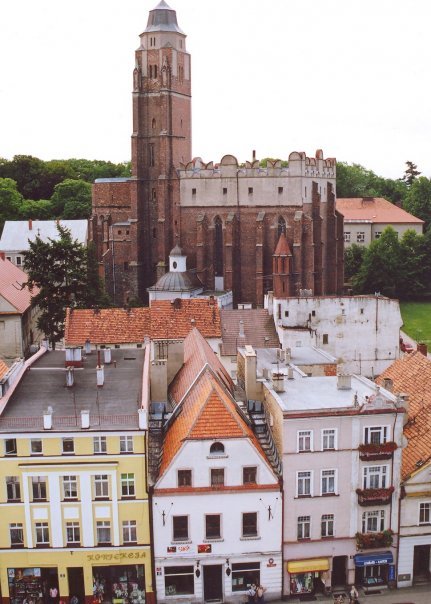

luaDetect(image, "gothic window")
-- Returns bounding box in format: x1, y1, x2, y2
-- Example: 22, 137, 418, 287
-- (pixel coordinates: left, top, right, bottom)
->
154, 65, 158, 78
149, 144, 155, 167
152, 118, 156, 129
149, 65, 153, 78
214, 216, 223, 277
278, 216, 286, 238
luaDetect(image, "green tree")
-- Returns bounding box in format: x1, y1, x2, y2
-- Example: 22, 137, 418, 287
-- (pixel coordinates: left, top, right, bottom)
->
344, 243, 366, 282
336, 162, 407, 206
23, 226, 107, 346
402, 161, 421, 187
353, 227, 401, 297
50, 179, 92, 218
398, 230, 427, 298
403, 176, 431, 231
0, 178, 24, 234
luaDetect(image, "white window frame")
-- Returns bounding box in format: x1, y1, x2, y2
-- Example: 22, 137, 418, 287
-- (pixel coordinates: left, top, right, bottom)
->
62, 437, 74, 455
121, 473, 135, 497
120, 435, 134, 453
30, 439, 43, 455
32, 476, 47, 500
419, 502, 431, 525
177, 469, 192, 487
321, 469, 337, 495
122, 520, 137, 543
363, 465, 388, 489
296, 470, 313, 497
321, 428, 337, 450
297, 515, 311, 540
96, 521, 111, 544
63, 475, 78, 499
35, 522, 50, 545
297, 430, 313, 452
364, 425, 389, 445
94, 474, 109, 499
321, 514, 334, 537
362, 510, 385, 533
344, 232, 351, 242
356, 232, 365, 243
6, 476, 21, 501
66, 521, 80, 545
93, 436, 107, 454
205, 513, 222, 540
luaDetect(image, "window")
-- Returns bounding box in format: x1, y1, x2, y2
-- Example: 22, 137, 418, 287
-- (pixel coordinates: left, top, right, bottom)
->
223, 187, 227, 195
192, 187, 196, 196
123, 520, 137, 544
284, 310, 289, 317
32, 476, 47, 501
248, 187, 253, 195
209, 441, 225, 455
232, 562, 260, 592
364, 426, 388, 445
419, 503, 431, 525
321, 514, 334, 537
344, 232, 351, 242
35, 522, 50, 546
362, 510, 385, 533
356, 232, 365, 243
63, 475, 78, 500
243, 466, 257, 485
121, 473, 135, 497
94, 474, 109, 499
10, 523, 24, 547
16, 256, 22, 266
375, 231, 382, 239
278, 187, 283, 194
173, 515, 189, 541
322, 334, 329, 345
93, 436, 107, 454
297, 515, 310, 540
297, 430, 312, 452
363, 466, 387, 489
120, 435, 134, 453
6, 476, 21, 501
178, 469, 192, 487
96, 521, 111, 545
149, 143, 155, 167
66, 522, 80, 545
62, 437, 74, 455
5, 438, 17, 456
31, 439, 43, 455
211, 468, 224, 487
297, 471, 312, 497
205, 514, 221, 539
164, 566, 194, 596
322, 429, 336, 450
321, 469, 336, 495
242, 512, 258, 537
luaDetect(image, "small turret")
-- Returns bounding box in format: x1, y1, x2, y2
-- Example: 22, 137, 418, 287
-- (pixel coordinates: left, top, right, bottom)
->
272, 231, 292, 298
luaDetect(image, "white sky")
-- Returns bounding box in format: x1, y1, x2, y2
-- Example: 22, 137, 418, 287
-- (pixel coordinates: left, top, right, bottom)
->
1, 0, 430, 179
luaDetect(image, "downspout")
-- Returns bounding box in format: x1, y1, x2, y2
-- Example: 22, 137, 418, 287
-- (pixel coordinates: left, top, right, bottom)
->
147, 434, 158, 604
280, 474, 285, 599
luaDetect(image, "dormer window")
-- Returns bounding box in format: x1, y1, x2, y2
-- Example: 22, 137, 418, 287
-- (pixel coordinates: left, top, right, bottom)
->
210, 442, 224, 455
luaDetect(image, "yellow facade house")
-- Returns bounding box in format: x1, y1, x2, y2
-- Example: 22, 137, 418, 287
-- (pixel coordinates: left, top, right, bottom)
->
0, 343, 155, 604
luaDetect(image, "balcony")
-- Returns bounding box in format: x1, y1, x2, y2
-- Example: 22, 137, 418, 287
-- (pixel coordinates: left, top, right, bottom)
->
358, 441, 397, 461
355, 529, 393, 550
356, 486, 394, 507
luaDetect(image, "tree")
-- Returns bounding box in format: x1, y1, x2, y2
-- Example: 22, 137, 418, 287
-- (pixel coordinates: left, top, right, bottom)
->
403, 176, 431, 231
0, 178, 24, 234
23, 225, 106, 346
50, 179, 92, 218
344, 244, 366, 282
398, 230, 428, 298
402, 161, 421, 187
353, 227, 401, 297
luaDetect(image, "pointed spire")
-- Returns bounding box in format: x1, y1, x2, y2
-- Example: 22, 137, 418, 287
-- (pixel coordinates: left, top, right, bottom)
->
274, 231, 292, 256
144, 1, 185, 34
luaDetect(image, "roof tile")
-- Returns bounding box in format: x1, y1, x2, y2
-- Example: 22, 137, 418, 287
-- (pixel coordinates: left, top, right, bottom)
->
336, 197, 424, 225
0, 256, 35, 313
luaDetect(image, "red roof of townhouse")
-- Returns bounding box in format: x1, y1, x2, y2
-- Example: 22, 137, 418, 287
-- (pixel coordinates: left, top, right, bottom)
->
0, 255, 35, 314
336, 197, 424, 225
220, 309, 279, 356
64, 298, 221, 346
376, 351, 431, 480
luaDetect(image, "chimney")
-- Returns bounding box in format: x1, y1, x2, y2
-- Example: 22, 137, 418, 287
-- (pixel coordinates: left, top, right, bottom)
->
244, 345, 262, 401
97, 365, 104, 387
382, 377, 393, 392
43, 407, 53, 430
138, 408, 148, 430
81, 410, 90, 429
103, 348, 112, 364
287, 366, 294, 379
66, 367, 74, 387
28, 219, 33, 230
151, 359, 168, 402
417, 342, 428, 356
337, 374, 352, 390
285, 347, 292, 363
272, 371, 285, 393
238, 320, 245, 339
277, 348, 286, 363
252, 150, 256, 161
85, 339, 91, 354
397, 392, 410, 419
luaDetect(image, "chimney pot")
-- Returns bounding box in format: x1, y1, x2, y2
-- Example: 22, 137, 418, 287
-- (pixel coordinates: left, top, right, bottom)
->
28, 219, 32, 230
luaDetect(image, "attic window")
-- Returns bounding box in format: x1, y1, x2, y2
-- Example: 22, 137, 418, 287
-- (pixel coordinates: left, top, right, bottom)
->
223, 188, 227, 195
248, 187, 253, 195
278, 187, 283, 194
209, 442, 225, 455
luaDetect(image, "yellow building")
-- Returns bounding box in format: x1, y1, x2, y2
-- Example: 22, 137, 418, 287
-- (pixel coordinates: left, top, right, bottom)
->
0, 345, 154, 604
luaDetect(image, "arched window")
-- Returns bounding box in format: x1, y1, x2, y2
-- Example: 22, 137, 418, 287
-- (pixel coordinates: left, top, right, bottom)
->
210, 442, 225, 455
214, 216, 223, 277
278, 216, 286, 238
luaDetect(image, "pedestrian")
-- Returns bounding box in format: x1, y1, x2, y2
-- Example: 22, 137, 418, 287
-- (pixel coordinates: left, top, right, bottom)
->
246, 583, 256, 603
49, 586, 59, 604
256, 584, 266, 603
349, 584, 359, 604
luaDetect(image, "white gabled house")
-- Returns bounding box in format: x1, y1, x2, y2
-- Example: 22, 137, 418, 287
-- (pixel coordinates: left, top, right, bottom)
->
151, 328, 282, 603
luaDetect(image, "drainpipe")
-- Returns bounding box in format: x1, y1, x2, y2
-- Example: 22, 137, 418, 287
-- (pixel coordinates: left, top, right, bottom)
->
146, 430, 158, 604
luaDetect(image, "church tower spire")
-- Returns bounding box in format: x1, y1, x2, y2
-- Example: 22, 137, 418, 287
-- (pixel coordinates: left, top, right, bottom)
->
272, 231, 293, 298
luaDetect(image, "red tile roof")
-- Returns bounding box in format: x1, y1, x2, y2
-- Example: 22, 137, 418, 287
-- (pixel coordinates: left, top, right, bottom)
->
336, 197, 424, 225
0, 256, 35, 314
0, 360, 9, 380
274, 232, 292, 255
220, 309, 279, 356
64, 298, 221, 346
376, 351, 431, 479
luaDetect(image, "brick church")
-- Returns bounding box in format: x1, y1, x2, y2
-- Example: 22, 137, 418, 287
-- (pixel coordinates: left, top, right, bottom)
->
90, 0, 344, 307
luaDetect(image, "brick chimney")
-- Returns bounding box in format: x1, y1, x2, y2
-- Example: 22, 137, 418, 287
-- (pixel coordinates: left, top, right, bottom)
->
28, 219, 33, 230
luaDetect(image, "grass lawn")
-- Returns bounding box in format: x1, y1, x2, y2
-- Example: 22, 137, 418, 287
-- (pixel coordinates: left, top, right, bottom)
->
400, 301, 431, 345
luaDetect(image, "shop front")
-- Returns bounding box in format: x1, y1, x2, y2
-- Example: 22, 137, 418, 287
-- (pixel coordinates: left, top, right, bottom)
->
353, 551, 394, 590
287, 558, 329, 596
92, 566, 145, 604
7, 567, 59, 604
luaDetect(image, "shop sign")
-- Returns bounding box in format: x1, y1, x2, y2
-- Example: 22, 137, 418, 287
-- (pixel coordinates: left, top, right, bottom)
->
87, 552, 146, 561
197, 544, 212, 553
167, 546, 177, 553
388, 565, 396, 581
398, 573, 411, 582
267, 558, 276, 567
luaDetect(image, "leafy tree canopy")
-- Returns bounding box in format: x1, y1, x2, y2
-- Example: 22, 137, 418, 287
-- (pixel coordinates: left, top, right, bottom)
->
403, 176, 431, 232
402, 161, 421, 187
50, 179, 92, 218
0, 178, 24, 234
336, 162, 407, 206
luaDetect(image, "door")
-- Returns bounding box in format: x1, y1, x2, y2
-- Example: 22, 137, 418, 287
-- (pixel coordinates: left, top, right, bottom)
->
67, 567, 86, 604
332, 555, 347, 587
203, 564, 223, 602
413, 545, 431, 581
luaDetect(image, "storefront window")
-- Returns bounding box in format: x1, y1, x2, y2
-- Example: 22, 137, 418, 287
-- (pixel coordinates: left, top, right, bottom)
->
164, 566, 194, 597
290, 572, 315, 594
231, 562, 260, 592
92, 565, 145, 604
8, 567, 59, 604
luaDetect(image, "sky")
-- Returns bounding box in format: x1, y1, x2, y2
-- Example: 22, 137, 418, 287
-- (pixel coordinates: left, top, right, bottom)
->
1, 0, 430, 179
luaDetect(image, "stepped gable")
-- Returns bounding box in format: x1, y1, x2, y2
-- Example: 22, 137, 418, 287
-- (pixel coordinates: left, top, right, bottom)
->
169, 327, 233, 406
0, 255, 35, 313
64, 307, 151, 345
220, 309, 280, 356
150, 298, 221, 339
376, 351, 431, 479
160, 369, 262, 476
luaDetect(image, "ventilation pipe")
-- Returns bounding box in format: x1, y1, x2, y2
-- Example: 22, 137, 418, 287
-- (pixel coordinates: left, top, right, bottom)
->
66, 367, 74, 387
272, 371, 285, 393
43, 406, 53, 430
81, 410, 90, 429
104, 348, 112, 364
85, 339, 91, 354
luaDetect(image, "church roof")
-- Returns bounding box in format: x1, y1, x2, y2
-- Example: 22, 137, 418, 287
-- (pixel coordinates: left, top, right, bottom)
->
144, 1, 185, 34
148, 270, 203, 292
274, 231, 292, 256
170, 244, 183, 256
